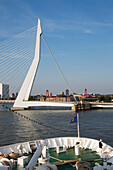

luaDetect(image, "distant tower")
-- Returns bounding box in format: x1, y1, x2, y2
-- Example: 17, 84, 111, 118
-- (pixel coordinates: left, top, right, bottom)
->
84, 88, 87, 96
46, 90, 49, 97
66, 89, 69, 96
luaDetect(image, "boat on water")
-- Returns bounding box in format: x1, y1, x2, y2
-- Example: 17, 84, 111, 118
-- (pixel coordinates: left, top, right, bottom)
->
1, 19, 113, 170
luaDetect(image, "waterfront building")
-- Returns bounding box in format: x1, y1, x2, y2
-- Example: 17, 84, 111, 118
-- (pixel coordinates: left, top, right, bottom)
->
45, 95, 74, 102
35, 95, 40, 101
67, 96, 74, 102
46, 96, 56, 102
40, 96, 46, 101
10, 93, 16, 99
0, 83, 9, 99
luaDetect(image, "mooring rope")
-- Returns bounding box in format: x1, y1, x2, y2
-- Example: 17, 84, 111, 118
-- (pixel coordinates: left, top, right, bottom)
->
13, 111, 76, 133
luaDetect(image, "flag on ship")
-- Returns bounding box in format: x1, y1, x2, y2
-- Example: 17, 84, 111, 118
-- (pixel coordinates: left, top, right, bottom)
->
70, 115, 77, 123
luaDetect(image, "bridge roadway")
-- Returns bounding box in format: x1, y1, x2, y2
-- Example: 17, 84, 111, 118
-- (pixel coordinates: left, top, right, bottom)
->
90, 102, 113, 109
0, 100, 75, 110
1, 100, 113, 109
11, 101, 75, 110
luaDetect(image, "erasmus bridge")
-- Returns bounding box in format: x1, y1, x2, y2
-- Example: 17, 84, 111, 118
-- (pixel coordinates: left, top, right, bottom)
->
0, 19, 75, 110
1, 19, 113, 110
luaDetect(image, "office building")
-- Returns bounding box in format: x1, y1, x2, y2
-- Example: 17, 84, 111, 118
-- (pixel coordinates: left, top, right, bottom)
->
66, 89, 69, 96
0, 83, 9, 99
84, 88, 87, 96
46, 90, 49, 97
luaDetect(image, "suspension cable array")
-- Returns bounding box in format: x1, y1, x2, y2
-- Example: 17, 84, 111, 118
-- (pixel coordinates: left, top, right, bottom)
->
0, 26, 37, 99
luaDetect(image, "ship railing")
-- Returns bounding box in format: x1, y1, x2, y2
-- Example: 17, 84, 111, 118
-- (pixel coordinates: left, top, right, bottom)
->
0, 142, 32, 154
25, 140, 46, 170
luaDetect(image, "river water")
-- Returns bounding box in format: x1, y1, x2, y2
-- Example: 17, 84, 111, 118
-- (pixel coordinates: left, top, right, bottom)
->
0, 104, 113, 147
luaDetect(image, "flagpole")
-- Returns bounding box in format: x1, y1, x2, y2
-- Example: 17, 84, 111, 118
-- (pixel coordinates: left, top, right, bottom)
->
77, 113, 80, 138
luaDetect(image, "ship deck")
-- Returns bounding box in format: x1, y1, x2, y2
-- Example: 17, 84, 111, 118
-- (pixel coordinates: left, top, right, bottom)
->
11, 147, 102, 170
1, 137, 113, 169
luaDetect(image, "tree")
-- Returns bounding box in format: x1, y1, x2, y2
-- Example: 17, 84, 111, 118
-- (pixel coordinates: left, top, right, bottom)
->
97, 95, 105, 102
105, 95, 111, 101
58, 94, 66, 97
29, 96, 35, 101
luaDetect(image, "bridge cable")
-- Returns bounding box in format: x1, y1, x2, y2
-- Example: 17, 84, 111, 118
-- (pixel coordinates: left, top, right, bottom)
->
0, 26, 36, 99
42, 35, 77, 102
0, 26, 37, 48
0, 51, 33, 99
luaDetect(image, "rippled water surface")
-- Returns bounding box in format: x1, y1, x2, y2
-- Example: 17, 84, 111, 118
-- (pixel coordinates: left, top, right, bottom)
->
0, 106, 113, 147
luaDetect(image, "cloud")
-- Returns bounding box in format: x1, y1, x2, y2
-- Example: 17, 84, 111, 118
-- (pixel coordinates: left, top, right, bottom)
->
42, 18, 113, 35
0, 0, 37, 40
84, 29, 94, 34
0, 0, 113, 41
45, 33, 64, 39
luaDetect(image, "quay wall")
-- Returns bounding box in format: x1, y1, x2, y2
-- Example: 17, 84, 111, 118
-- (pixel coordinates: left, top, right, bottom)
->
73, 102, 91, 112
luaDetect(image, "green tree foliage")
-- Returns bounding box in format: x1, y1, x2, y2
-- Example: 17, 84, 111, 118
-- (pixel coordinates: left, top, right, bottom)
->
105, 95, 111, 101
97, 95, 105, 102
58, 94, 66, 97
97, 95, 111, 102
29, 96, 35, 101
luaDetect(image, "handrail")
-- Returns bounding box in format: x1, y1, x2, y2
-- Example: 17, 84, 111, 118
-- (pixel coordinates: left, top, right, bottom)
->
25, 140, 46, 170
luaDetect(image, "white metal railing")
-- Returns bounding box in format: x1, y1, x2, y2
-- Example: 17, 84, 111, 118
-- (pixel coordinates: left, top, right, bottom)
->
25, 140, 46, 170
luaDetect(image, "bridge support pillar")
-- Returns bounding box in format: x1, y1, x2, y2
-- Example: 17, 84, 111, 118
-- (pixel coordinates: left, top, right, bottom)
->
72, 104, 76, 112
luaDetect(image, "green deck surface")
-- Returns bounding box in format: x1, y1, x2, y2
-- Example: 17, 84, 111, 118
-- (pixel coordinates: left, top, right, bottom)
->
49, 147, 102, 170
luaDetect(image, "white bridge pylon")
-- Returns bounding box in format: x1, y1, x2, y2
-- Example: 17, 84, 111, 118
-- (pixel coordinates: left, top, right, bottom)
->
13, 19, 74, 110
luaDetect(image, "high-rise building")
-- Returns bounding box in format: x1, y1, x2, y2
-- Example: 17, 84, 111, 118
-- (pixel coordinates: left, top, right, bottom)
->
0, 83, 9, 99
46, 90, 49, 97
60, 92, 64, 95
49, 93, 52, 97
66, 89, 69, 96
84, 88, 87, 96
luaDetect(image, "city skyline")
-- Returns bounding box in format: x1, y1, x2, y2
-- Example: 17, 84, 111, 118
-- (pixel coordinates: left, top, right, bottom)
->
0, 0, 113, 94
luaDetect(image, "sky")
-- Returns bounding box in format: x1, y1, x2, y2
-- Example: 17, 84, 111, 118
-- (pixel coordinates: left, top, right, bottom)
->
0, 0, 113, 95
